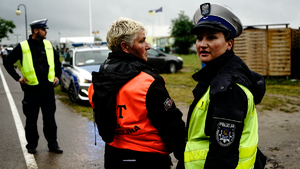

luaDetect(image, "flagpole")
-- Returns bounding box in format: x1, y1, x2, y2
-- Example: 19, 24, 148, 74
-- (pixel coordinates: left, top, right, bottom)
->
89, 0, 92, 37
162, 12, 164, 25
147, 20, 154, 37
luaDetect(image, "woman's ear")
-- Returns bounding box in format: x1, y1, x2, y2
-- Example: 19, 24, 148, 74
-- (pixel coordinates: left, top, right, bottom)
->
120, 41, 129, 53
227, 39, 233, 50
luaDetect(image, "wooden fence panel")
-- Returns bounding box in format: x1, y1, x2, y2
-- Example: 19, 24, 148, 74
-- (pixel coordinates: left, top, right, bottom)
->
292, 29, 300, 48
234, 29, 268, 76
268, 28, 291, 76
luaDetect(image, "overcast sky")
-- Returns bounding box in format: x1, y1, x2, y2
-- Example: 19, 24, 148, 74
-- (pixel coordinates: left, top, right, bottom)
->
1, 0, 300, 45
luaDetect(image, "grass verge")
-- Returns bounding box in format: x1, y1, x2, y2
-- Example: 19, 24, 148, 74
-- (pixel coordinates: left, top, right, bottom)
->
55, 54, 300, 121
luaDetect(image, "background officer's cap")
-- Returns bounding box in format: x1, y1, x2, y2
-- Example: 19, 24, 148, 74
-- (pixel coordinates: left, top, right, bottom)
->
191, 3, 243, 38
29, 19, 49, 29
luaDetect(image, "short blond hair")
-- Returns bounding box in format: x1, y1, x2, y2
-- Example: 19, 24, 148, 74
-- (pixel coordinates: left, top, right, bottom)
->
106, 17, 146, 52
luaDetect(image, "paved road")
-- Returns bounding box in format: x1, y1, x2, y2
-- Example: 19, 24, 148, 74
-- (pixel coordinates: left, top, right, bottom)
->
0, 58, 105, 169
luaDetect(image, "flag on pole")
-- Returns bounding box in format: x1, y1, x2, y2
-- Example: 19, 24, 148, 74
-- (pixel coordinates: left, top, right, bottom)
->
149, 7, 163, 15
155, 7, 163, 13
149, 10, 154, 15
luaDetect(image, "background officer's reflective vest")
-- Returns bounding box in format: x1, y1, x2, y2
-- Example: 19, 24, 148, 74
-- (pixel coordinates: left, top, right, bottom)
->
20, 40, 55, 85
184, 84, 258, 169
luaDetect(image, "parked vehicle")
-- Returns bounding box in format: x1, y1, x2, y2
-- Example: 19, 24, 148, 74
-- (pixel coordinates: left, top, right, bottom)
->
60, 45, 111, 103
147, 48, 183, 73
6, 47, 13, 54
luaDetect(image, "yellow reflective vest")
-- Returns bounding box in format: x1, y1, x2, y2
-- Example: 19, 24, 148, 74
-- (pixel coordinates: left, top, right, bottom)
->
20, 40, 55, 85
184, 84, 258, 169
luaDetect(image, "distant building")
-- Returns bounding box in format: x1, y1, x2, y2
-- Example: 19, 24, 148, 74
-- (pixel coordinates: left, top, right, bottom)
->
146, 36, 175, 53
51, 37, 95, 49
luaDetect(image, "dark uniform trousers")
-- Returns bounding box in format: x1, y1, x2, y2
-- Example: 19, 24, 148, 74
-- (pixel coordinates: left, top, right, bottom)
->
22, 86, 58, 149
105, 144, 172, 169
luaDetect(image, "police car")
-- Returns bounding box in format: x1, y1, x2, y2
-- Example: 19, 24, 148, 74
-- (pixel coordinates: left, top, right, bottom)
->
60, 44, 111, 103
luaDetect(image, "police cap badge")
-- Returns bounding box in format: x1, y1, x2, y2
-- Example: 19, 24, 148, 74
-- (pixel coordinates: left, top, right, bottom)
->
200, 3, 210, 17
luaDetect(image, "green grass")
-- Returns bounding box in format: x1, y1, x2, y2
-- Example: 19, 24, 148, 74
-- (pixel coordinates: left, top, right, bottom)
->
54, 85, 94, 121
160, 54, 201, 105
55, 54, 300, 121
265, 84, 300, 97
259, 79, 300, 112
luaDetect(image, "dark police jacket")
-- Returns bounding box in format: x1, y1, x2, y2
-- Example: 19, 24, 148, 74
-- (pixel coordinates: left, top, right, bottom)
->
181, 49, 266, 168
3, 35, 61, 90
91, 52, 185, 155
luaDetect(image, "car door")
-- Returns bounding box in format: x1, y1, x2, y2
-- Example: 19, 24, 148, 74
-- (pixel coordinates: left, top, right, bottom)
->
147, 49, 165, 71
61, 50, 73, 88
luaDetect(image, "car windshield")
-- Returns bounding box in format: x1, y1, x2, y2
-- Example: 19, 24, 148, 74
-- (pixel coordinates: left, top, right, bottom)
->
75, 49, 110, 66
147, 48, 160, 56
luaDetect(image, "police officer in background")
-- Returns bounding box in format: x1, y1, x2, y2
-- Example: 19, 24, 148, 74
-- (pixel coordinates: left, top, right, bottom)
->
3, 19, 63, 154
2, 47, 8, 58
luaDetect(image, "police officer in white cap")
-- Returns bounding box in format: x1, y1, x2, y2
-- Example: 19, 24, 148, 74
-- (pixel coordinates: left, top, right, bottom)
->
178, 3, 266, 169
3, 19, 62, 154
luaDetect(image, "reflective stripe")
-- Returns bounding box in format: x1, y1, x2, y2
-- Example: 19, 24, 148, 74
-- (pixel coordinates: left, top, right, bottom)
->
20, 41, 38, 85
20, 40, 55, 85
44, 40, 55, 82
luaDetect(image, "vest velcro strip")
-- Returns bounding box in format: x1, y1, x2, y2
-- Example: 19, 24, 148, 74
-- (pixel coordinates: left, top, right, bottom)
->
239, 145, 257, 159
237, 149, 257, 169
184, 145, 256, 163
184, 149, 209, 162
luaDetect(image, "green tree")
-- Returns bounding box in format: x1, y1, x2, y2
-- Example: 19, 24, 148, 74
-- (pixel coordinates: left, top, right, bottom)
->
170, 11, 196, 54
94, 37, 102, 42
0, 17, 16, 42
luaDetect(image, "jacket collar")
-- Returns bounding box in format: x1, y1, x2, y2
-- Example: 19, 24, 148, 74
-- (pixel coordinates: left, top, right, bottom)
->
193, 49, 234, 85
92, 51, 157, 97
28, 35, 44, 44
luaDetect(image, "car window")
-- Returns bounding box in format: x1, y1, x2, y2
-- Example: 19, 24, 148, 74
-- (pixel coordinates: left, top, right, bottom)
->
66, 51, 73, 65
147, 49, 159, 57
75, 49, 110, 66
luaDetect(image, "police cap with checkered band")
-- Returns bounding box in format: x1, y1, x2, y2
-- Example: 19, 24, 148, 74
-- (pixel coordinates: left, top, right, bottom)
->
29, 19, 49, 29
191, 3, 243, 38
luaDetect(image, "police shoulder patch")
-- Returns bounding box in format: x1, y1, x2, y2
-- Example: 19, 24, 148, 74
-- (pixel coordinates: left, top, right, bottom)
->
164, 98, 173, 111
216, 122, 235, 147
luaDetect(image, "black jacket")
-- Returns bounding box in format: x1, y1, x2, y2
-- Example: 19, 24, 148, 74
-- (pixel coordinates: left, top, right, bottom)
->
92, 52, 185, 155
178, 50, 266, 169
3, 35, 61, 89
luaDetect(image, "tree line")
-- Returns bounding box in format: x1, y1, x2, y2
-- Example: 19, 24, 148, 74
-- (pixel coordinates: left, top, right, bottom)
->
1, 12, 195, 54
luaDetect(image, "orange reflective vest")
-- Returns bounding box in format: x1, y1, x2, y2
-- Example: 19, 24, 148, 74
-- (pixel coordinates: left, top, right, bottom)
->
88, 72, 169, 155
88, 83, 95, 109
109, 71, 169, 155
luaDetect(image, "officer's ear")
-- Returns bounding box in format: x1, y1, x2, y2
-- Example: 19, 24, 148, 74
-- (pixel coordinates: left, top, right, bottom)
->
33, 28, 39, 34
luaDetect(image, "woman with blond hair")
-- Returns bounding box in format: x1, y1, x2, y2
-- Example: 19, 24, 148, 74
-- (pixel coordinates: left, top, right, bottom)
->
89, 17, 185, 169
